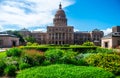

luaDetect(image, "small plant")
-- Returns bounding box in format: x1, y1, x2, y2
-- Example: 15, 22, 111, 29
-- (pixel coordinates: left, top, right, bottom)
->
4, 65, 17, 76
6, 48, 22, 57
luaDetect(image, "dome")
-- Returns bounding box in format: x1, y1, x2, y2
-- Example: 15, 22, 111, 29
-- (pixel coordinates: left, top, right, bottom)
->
53, 3, 67, 26
55, 9, 66, 18
55, 3, 66, 18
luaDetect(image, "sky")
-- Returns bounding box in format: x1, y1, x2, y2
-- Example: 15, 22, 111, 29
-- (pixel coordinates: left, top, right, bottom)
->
0, 0, 120, 35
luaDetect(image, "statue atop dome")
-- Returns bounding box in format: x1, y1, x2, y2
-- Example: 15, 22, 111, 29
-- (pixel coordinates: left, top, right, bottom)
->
59, 2, 62, 9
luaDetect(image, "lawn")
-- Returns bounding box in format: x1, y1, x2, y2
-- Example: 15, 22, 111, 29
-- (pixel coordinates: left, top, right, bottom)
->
0, 52, 6, 59
116, 76, 120, 78
17, 64, 115, 78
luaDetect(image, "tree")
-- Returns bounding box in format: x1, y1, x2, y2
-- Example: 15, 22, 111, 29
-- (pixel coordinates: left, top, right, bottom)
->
25, 36, 36, 43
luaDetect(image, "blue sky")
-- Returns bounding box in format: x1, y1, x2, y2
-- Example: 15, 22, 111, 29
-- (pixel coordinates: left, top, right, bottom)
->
0, 0, 120, 35
66, 0, 120, 32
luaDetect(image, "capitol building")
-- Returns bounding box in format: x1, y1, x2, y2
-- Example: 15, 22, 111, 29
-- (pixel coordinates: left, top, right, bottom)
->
19, 3, 104, 46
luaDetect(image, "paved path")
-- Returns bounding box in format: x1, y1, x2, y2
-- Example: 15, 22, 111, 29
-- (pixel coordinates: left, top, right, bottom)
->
0, 48, 9, 52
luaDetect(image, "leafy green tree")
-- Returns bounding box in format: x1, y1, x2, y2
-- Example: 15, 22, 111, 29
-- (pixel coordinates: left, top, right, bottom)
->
25, 36, 36, 43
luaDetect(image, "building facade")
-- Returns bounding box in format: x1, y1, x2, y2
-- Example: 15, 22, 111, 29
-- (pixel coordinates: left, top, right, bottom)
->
0, 34, 19, 47
19, 4, 104, 46
32, 31, 47, 44
102, 26, 120, 48
74, 29, 103, 46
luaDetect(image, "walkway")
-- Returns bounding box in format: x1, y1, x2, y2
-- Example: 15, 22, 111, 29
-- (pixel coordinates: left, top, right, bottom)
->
0, 48, 9, 52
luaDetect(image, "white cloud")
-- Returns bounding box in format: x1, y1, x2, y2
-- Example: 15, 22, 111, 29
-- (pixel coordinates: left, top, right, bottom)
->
0, 0, 75, 30
0, 25, 3, 31
74, 29, 80, 32
33, 28, 46, 32
102, 28, 112, 35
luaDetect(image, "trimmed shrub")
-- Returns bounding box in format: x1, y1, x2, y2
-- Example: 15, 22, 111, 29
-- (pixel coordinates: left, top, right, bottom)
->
6, 48, 22, 57
85, 53, 120, 75
60, 49, 77, 64
4, 65, 17, 76
19, 63, 30, 70
17, 64, 115, 78
26, 42, 32, 46
32, 43, 39, 46
0, 60, 6, 76
45, 49, 64, 63
82, 41, 95, 46
26, 42, 39, 46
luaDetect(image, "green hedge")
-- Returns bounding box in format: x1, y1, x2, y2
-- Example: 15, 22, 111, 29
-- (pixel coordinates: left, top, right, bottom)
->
17, 64, 115, 78
20, 46, 97, 53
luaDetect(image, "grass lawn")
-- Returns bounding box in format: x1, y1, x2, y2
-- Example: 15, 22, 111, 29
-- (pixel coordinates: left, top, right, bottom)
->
116, 76, 120, 78
0, 52, 6, 59
17, 64, 115, 78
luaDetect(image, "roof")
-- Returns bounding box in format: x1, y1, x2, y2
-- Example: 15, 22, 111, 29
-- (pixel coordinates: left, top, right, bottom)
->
112, 32, 120, 37
102, 32, 120, 39
102, 33, 112, 38
0, 34, 17, 38
93, 28, 100, 32
74, 31, 90, 33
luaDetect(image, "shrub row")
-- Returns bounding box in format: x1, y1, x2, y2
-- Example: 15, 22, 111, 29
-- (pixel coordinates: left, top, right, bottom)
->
20, 46, 97, 53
